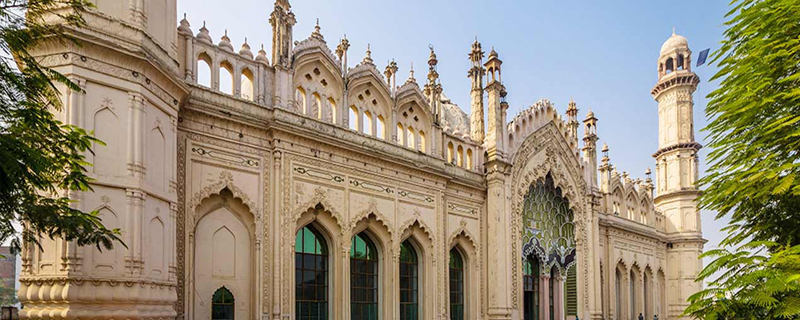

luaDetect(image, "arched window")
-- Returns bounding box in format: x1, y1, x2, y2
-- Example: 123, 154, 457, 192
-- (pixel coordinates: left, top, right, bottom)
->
665, 58, 674, 74
400, 241, 419, 320
449, 248, 465, 320
314, 93, 323, 120
296, 225, 329, 320
397, 123, 405, 145
328, 98, 338, 124
677, 54, 684, 70
406, 127, 415, 150
349, 106, 359, 131
197, 53, 212, 87
363, 111, 373, 135
447, 142, 455, 164
377, 116, 386, 140
212, 287, 235, 320
241, 68, 254, 101
523, 255, 540, 320
466, 149, 473, 170
219, 61, 234, 95
457, 145, 464, 167
296, 88, 307, 114
351, 233, 378, 320
418, 131, 426, 153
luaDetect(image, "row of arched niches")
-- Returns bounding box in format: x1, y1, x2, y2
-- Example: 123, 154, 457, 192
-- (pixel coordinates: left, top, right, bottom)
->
205, 174, 575, 320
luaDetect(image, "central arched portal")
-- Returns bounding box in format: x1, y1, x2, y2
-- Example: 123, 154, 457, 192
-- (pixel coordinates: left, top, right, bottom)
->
521, 173, 577, 320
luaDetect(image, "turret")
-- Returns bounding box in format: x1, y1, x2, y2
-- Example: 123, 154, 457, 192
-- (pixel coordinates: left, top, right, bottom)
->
269, 0, 296, 67
484, 48, 507, 159
567, 98, 579, 146
468, 39, 486, 144
582, 108, 598, 188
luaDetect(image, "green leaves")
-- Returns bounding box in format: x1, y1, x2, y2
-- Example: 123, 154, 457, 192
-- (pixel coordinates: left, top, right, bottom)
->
686, 0, 800, 318
0, 0, 122, 254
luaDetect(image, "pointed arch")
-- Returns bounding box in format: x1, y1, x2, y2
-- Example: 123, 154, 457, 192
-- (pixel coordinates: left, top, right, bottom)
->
197, 51, 212, 87
240, 67, 254, 101
219, 60, 234, 95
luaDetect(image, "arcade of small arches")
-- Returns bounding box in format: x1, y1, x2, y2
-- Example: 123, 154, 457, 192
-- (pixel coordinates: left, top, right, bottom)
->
599, 260, 667, 320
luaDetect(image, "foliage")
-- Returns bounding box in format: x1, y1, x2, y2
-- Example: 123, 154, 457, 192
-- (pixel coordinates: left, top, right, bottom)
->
0, 281, 17, 306
0, 0, 122, 254
685, 0, 800, 318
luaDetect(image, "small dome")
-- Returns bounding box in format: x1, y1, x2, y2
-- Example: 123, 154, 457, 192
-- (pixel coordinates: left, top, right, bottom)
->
256, 44, 269, 64
178, 14, 191, 34
586, 109, 595, 119
239, 39, 253, 59
660, 32, 689, 55
488, 48, 498, 60
218, 30, 233, 52
197, 22, 212, 44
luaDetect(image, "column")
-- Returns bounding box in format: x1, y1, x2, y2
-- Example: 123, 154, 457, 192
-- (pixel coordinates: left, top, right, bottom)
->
272, 151, 283, 320
555, 275, 565, 320
541, 274, 551, 320
341, 235, 351, 320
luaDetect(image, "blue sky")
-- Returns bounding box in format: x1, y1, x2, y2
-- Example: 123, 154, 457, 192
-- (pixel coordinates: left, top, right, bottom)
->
178, 0, 731, 260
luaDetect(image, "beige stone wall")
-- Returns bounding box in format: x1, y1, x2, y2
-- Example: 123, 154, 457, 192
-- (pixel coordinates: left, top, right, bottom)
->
17, 2, 704, 320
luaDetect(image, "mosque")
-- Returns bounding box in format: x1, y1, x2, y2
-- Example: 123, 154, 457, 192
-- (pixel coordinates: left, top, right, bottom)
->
17, 1, 705, 319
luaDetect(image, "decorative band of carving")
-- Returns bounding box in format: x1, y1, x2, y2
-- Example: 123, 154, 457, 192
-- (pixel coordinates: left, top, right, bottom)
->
350, 178, 394, 195
192, 147, 259, 167
19, 276, 177, 289
399, 190, 435, 203
293, 166, 345, 183
447, 203, 475, 215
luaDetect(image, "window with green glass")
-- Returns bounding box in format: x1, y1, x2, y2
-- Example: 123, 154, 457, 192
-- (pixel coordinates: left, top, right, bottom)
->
296, 226, 328, 320
449, 249, 465, 320
212, 287, 235, 320
351, 232, 378, 320
399, 241, 419, 320
523, 256, 540, 320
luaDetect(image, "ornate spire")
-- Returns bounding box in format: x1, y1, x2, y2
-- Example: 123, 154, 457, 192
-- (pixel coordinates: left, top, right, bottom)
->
311, 18, 324, 41
406, 62, 416, 84
362, 43, 373, 65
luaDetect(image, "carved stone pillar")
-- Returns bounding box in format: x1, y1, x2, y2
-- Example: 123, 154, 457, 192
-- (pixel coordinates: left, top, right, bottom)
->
485, 163, 511, 320
271, 150, 283, 320
541, 274, 551, 320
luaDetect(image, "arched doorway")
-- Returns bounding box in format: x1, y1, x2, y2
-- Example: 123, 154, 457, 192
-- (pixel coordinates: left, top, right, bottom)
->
521, 173, 576, 319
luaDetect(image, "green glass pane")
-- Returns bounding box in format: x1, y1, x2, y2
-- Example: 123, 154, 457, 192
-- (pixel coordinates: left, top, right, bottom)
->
304, 228, 316, 254
315, 238, 323, 254
296, 229, 304, 253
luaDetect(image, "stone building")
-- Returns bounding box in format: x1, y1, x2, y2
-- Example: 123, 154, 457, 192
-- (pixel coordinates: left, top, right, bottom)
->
0, 247, 16, 291
17, 1, 705, 320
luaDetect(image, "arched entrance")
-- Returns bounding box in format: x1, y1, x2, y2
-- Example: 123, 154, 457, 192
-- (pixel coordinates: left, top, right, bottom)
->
521, 173, 577, 320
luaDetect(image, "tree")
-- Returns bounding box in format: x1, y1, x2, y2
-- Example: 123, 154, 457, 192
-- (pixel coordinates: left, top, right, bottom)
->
685, 0, 800, 319
0, 281, 17, 306
0, 0, 122, 255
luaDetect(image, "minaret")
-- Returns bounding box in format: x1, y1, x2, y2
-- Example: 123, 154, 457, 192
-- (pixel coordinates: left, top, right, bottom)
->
468, 39, 486, 144
582, 109, 598, 188
269, 0, 296, 67
482, 47, 512, 320
651, 30, 704, 320
484, 48, 506, 159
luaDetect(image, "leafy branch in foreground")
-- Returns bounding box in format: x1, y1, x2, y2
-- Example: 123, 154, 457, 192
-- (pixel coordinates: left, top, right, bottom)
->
0, 0, 123, 254
684, 0, 800, 318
